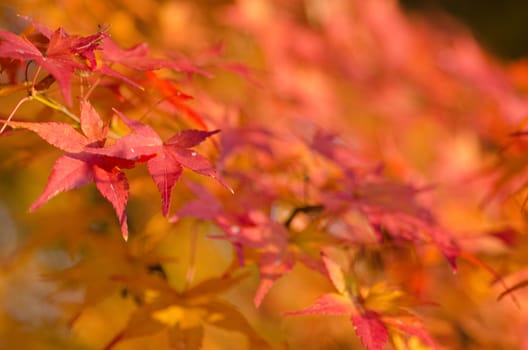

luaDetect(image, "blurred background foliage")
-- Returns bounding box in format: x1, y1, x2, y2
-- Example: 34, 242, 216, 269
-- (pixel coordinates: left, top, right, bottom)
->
1, 1, 528, 350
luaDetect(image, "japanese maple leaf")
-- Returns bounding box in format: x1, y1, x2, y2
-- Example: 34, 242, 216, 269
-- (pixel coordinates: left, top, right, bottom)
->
8, 100, 133, 240
144, 71, 208, 130
351, 311, 389, 350
285, 251, 438, 350
170, 180, 224, 222
217, 125, 274, 164
170, 180, 256, 268
320, 178, 460, 269
98, 38, 212, 77
94, 109, 231, 216
0, 21, 107, 105
172, 182, 331, 307
173, 186, 323, 307
284, 252, 388, 350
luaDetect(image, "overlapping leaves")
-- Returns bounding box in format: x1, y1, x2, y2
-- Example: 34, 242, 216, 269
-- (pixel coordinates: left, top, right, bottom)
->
3, 4, 523, 350
7, 102, 224, 240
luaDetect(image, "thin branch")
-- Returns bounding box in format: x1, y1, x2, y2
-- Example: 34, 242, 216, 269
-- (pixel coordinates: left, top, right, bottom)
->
0, 96, 31, 134
283, 204, 325, 229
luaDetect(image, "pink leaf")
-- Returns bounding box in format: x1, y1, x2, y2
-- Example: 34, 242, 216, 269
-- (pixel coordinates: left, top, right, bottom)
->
30, 156, 93, 211
80, 100, 107, 143
0, 30, 42, 61
284, 293, 354, 316
93, 166, 130, 241
254, 253, 294, 307
146, 148, 183, 216
321, 252, 347, 294
8, 121, 88, 152
112, 109, 160, 142
109, 109, 230, 194
86, 110, 228, 223
351, 311, 389, 350
99, 38, 212, 77
96, 65, 144, 90
253, 276, 275, 308
18, 16, 54, 38
165, 129, 220, 148
170, 181, 223, 222
0, 23, 106, 105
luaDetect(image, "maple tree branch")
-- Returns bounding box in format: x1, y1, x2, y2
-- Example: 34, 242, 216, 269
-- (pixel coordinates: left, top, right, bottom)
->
283, 204, 324, 229
30, 65, 42, 92
31, 93, 80, 123
0, 96, 31, 134
147, 263, 167, 280
84, 75, 102, 100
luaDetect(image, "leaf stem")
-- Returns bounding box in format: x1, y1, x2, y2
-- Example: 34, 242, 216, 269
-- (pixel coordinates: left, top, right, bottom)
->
30, 65, 42, 92
31, 93, 80, 123
283, 204, 324, 229
0, 96, 31, 134
84, 75, 102, 100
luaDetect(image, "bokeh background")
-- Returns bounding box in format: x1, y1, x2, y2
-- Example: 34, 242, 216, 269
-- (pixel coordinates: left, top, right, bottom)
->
1, 1, 528, 349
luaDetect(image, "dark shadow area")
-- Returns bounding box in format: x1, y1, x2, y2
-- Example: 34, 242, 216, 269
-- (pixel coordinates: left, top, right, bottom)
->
400, 0, 528, 60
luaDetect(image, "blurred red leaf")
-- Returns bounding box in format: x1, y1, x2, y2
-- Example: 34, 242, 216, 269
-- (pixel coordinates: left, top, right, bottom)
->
351, 311, 389, 350
284, 293, 354, 316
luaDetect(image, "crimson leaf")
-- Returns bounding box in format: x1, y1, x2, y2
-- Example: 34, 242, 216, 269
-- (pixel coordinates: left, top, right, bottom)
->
93, 109, 231, 216
351, 311, 389, 350
8, 100, 132, 240
0, 24, 107, 105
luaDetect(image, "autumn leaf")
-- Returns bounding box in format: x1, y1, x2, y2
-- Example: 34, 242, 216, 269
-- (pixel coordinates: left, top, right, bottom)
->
321, 251, 347, 294
92, 109, 231, 216
253, 251, 294, 307
104, 272, 266, 350
2, 5, 526, 350
7, 100, 133, 240
284, 293, 354, 316
145, 71, 209, 130
171, 180, 223, 222
321, 177, 460, 268
286, 247, 439, 349
0, 21, 107, 105
351, 311, 389, 350
384, 316, 439, 350
98, 38, 212, 77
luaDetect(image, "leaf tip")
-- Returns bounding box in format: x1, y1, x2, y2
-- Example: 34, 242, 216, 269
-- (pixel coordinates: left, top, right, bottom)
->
28, 201, 42, 213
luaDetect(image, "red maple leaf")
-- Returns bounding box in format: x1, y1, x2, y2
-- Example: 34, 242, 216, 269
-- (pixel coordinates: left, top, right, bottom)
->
284, 293, 354, 316
320, 178, 460, 269
384, 317, 439, 350
0, 20, 107, 105
144, 71, 209, 130
173, 181, 329, 307
92, 109, 231, 216
285, 255, 389, 350
8, 100, 134, 240
351, 311, 389, 350
285, 251, 439, 350
98, 38, 212, 77
170, 180, 225, 222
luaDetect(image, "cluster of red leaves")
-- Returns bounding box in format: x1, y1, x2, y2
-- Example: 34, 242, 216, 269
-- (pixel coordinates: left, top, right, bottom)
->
2, 1, 528, 349
0, 17, 227, 241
